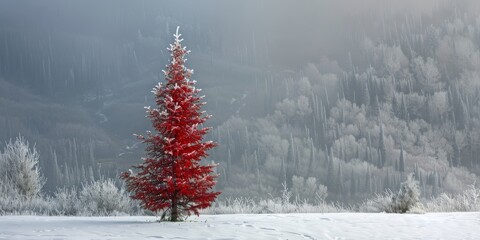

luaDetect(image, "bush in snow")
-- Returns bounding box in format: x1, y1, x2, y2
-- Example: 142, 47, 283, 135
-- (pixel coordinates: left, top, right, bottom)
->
0, 136, 45, 200
78, 179, 131, 216
358, 190, 395, 213
53, 187, 80, 216
202, 183, 346, 215
389, 173, 421, 213
359, 174, 421, 213
0, 180, 53, 215
202, 196, 348, 215
425, 185, 480, 212
0, 194, 53, 215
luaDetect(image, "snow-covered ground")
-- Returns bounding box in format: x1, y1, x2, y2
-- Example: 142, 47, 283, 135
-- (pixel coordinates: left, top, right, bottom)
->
1, 213, 479, 240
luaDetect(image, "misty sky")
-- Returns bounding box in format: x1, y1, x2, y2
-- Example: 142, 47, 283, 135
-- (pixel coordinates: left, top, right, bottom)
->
2, 0, 479, 72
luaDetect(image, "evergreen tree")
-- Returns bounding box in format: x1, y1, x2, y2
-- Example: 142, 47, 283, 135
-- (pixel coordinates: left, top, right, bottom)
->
350, 170, 356, 197
336, 162, 344, 195
280, 156, 287, 185
431, 169, 439, 196
326, 153, 335, 192
372, 95, 380, 116
365, 167, 372, 193
121, 27, 220, 221
362, 82, 370, 108
378, 126, 387, 168
399, 146, 405, 173
452, 138, 460, 167
286, 134, 295, 188
384, 169, 391, 190
459, 99, 469, 129
400, 96, 409, 122
392, 94, 399, 116
226, 148, 232, 182
424, 97, 431, 123
307, 139, 315, 176
390, 173, 420, 213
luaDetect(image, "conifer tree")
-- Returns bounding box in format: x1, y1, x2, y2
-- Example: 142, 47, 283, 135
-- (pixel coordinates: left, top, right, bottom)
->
378, 125, 387, 168
350, 170, 356, 197
121, 27, 220, 221
286, 134, 295, 188
363, 82, 370, 108
399, 146, 405, 173
392, 94, 399, 116
326, 154, 336, 192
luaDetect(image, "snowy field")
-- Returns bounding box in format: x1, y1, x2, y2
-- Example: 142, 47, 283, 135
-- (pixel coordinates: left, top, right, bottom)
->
1, 213, 480, 240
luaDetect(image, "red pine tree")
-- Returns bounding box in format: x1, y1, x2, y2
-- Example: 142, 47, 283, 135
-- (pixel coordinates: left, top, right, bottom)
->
121, 27, 220, 221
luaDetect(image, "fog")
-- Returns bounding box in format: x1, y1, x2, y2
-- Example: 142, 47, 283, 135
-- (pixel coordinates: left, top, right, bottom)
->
1, 0, 480, 203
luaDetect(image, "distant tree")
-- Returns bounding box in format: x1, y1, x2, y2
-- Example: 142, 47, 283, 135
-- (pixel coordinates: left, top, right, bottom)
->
362, 82, 370, 107
286, 134, 295, 188
400, 96, 409, 122
387, 170, 394, 190
399, 146, 405, 173
365, 167, 372, 193
226, 148, 232, 182
307, 140, 315, 176
0, 135, 45, 200
326, 153, 335, 192
378, 126, 387, 168
350, 170, 356, 197
389, 173, 420, 213
452, 135, 461, 167
336, 162, 344, 195
121, 27, 220, 221
292, 175, 326, 203
392, 94, 399, 116
412, 56, 442, 95
372, 95, 380, 116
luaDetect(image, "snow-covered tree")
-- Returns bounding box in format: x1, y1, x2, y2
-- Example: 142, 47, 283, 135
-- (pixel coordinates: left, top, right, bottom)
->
121, 27, 220, 221
378, 126, 387, 168
399, 146, 405, 173
412, 56, 442, 94
0, 135, 45, 200
390, 173, 420, 213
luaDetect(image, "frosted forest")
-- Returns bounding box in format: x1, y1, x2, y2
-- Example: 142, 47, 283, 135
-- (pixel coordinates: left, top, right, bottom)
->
2, 0, 480, 221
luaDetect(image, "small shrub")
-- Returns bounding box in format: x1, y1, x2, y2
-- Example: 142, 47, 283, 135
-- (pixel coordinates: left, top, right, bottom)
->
359, 174, 421, 213
79, 179, 131, 216
425, 185, 480, 212
389, 173, 421, 213
202, 184, 347, 215
358, 190, 395, 213
0, 186, 52, 215
53, 187, 80, 216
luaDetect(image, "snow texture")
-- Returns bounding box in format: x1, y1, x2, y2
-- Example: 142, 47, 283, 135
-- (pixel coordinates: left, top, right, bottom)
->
1, 213, 479, 239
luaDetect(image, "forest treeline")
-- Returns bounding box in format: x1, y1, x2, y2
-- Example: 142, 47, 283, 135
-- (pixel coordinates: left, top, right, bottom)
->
210, 3, 480, 202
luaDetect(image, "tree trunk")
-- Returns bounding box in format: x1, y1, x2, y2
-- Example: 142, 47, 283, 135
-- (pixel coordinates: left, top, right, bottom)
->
171, 193, 178, 221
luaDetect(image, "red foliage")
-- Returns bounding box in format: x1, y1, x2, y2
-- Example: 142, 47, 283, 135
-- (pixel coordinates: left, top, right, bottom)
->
121, 27, 220, 221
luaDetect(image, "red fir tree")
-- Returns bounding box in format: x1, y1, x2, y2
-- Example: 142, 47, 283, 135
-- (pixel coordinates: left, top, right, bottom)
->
121, 27, 220, 221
